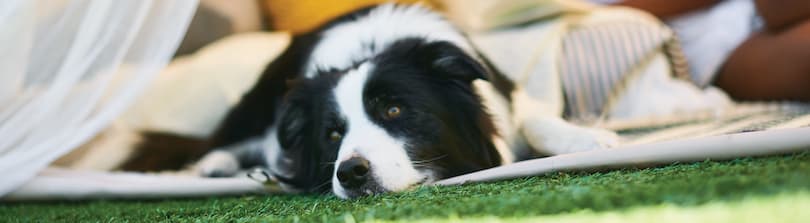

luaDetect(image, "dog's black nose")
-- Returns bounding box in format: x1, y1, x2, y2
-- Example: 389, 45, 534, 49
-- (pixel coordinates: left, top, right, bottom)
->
336, 157, 370, 189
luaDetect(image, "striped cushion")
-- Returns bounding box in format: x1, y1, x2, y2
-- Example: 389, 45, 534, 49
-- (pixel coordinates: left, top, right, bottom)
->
560, 16, 692, 120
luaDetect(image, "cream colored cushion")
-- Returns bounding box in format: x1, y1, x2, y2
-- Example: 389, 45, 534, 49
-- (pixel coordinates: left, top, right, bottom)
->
119, 32, 291, 138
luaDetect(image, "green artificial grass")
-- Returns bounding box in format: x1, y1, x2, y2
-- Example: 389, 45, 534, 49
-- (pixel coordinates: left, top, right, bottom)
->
2, 152, 809, 222
390, 192, 810, 223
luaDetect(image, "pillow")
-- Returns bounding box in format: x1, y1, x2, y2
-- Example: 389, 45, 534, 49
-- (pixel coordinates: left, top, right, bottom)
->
121, 32, 291, 138
439, 0, 596, 31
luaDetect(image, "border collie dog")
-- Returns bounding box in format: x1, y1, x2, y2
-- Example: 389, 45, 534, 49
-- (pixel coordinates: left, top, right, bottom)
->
194, 4, 618, 199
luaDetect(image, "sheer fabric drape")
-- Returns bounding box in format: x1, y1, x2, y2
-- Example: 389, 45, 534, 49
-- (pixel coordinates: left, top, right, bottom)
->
0, 0, 198, 196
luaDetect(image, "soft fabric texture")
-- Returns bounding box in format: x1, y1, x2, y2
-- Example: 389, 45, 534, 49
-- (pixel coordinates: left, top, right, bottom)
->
443, 0, 761, 89
440, 0, 595, 31
0, 0, 197, 197
586, 0, 761, 87
468, 1, 730, 121
53, 32, 291, 171
556, 8, 691, 119
120, 32, 291, 138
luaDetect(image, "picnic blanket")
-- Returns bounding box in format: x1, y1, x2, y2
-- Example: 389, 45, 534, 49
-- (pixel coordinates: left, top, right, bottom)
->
5, 103, 809, 201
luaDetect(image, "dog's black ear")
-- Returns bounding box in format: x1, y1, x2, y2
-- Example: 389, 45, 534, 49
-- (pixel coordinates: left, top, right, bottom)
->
419, 41, 488, 82
277, 102, 309, 150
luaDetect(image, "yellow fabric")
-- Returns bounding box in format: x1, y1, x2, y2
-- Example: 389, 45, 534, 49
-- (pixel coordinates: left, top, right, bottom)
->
262, 0, 436, 34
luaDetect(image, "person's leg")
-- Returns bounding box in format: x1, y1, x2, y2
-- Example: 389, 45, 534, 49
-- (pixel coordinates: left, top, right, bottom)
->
714, 19, 810, 101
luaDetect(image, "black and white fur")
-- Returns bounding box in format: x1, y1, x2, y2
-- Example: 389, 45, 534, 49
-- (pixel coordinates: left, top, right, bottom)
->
195, 4, 619, 199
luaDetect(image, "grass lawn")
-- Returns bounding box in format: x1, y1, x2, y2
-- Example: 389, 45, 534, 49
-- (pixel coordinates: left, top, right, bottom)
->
2, 152, 808, 222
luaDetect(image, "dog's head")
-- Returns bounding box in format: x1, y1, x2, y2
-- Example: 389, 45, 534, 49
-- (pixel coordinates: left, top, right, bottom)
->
266, 38, 503, 198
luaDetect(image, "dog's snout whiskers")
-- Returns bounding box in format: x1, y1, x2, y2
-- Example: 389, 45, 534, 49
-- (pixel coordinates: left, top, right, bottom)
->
410, 154, 448, 166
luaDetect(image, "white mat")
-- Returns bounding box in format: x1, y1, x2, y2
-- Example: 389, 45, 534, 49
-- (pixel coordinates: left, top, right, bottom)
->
5, 104, 809, 201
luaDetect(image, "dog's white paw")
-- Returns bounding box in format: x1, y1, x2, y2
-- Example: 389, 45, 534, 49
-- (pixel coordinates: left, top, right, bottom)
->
195, 151, 240, 177
524, 121, 620, 155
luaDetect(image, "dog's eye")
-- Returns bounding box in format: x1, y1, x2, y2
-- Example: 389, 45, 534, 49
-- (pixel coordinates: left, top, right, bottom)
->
384, 106, 402, 119
328, 130, 343, 142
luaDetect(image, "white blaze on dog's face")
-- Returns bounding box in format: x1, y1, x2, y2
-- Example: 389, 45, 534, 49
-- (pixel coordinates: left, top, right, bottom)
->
331, 63, 424, 198
320, 38, 506, 199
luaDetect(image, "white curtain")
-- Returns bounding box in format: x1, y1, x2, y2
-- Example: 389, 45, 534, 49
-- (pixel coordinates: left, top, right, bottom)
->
0, 0, 198, 196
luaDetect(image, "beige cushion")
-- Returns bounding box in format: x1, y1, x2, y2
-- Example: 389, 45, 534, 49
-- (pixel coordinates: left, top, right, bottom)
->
120, 32, 291, 138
